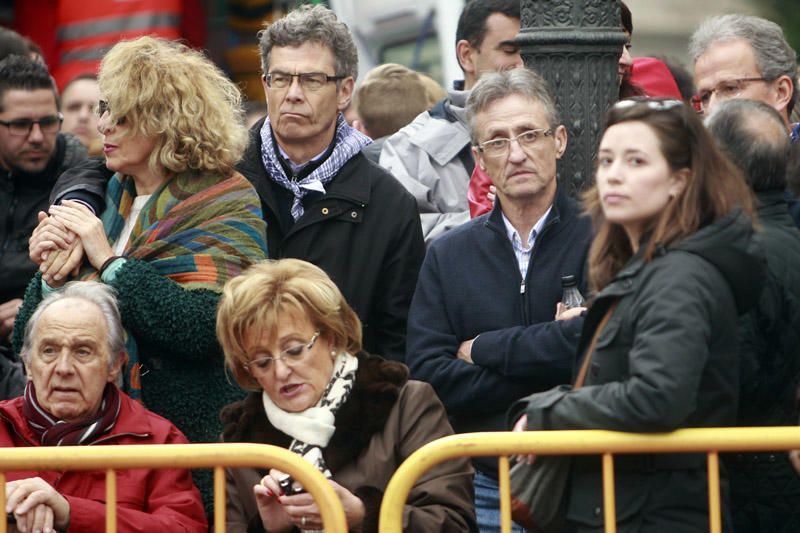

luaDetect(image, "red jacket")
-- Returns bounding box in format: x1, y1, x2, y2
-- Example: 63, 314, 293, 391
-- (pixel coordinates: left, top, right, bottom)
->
468, 164, 493, 218
0, 391, 207, 532
14, 0, 207, 89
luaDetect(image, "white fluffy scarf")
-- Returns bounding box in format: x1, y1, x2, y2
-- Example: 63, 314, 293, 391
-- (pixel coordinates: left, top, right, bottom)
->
262, 352, 359, 480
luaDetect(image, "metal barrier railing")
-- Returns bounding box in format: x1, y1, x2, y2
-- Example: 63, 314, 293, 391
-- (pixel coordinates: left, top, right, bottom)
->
0, 442, 348, 533
379, 427, 800, 533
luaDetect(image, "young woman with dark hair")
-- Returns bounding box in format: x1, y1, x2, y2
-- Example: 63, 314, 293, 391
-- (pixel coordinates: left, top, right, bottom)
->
512, 98, 765, 532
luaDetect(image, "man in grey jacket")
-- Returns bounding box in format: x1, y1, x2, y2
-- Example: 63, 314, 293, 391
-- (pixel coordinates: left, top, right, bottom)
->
379, 0, 522, 244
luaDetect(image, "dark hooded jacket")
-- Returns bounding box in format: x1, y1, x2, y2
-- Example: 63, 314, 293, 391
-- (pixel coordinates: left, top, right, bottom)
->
0, 133, 87, 303
510, 209, 765, 532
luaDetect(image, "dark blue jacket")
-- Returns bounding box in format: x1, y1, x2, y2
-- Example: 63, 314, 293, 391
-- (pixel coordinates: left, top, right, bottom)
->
406, 187, 592, 475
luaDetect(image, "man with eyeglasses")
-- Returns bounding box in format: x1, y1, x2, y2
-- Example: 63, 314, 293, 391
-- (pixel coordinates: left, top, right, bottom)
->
234, 4, 424, 363
690, 15, 800, 226
406, 68, 592, 533
690, 15, 797, 127
46, 5, 424, 364
0, 55, 86, 380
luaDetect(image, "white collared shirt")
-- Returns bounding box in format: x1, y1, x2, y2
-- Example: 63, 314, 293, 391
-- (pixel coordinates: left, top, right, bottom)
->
501, 205, 552, 280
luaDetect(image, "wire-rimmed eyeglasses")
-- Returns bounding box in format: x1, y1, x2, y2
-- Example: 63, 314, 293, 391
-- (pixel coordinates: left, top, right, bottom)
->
690, 77, 768, 113
476, 128, 554, 158
243, 331, 320, 376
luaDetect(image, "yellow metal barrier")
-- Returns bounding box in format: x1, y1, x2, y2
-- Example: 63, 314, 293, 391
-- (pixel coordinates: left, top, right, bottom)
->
380, 427, 800, 533
0, 443, 348, 533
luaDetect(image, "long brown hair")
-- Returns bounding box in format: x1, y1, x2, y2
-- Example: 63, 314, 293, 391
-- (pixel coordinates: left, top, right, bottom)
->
583, 98, 755, 291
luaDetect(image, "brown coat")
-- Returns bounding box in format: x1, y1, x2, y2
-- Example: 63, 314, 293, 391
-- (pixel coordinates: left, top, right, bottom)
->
220, 354, 476, 532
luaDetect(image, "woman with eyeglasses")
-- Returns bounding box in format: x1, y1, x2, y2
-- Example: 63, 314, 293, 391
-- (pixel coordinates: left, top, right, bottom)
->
15, 36, 267, 508
510, 98, 765, 532
217, 259, 476, 532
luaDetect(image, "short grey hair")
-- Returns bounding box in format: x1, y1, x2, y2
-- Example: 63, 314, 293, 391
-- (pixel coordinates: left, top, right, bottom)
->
20, 282, 126, 369
258, 4, 358, 81
466, 68, 560, 144
689, 14, 798, 114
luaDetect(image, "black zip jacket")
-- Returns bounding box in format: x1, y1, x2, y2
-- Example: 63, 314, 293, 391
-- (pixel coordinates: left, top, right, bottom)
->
0, 133, 87, 303
406, 187, 592, 475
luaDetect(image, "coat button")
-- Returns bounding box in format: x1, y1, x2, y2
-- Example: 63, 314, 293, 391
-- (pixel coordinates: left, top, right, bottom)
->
350, 211, 358, 218
594, 506, 601, 516
321, 207, 329, 215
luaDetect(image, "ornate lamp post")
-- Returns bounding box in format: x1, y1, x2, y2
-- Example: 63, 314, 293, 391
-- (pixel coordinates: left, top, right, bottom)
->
517, 0, 626, 195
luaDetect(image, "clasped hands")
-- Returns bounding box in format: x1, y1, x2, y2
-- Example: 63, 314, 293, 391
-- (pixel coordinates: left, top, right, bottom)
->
254, 469, 365, 532
29, 201, 115, 287
5, 477, 70, 533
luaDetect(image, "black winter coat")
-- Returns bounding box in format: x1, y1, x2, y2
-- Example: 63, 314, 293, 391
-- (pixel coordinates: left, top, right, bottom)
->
728, 190, 800, 533
237, 119, 425, 362
511, 210, 765, 532
0, 133, 87, 303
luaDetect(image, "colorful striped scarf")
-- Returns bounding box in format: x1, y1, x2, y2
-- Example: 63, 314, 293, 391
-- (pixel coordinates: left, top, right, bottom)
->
81, 170, 267, 397
92, 170, 267, 289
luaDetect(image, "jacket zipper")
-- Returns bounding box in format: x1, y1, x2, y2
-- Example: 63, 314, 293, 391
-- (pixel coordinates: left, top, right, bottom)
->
486, 208, 561, 326
519, 215, 559, 325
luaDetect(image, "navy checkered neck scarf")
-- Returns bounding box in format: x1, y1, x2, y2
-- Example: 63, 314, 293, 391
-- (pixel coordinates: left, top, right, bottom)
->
22, 381, 121, 446
260, 113, 371, 221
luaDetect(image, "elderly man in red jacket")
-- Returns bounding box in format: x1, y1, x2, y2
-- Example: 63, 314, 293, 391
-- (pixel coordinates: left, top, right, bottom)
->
2, 281, 206, 533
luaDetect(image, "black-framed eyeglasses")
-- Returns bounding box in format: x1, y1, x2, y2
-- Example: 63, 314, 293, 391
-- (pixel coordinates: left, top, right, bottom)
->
476, 128, 554, 158
265, 72, 346, 91
690, 77, 768, 113
0, 113, 63, 136
243, 331, 320, 377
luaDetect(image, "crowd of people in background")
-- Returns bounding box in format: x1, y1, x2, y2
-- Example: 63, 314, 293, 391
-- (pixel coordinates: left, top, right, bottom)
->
0, 1, 799, 532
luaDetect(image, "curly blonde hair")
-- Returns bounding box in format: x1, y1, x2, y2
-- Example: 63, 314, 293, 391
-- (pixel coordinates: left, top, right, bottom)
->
98, 36, 247, 177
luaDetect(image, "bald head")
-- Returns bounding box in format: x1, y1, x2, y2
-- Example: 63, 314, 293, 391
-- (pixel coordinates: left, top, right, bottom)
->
705, 99, 789, 192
